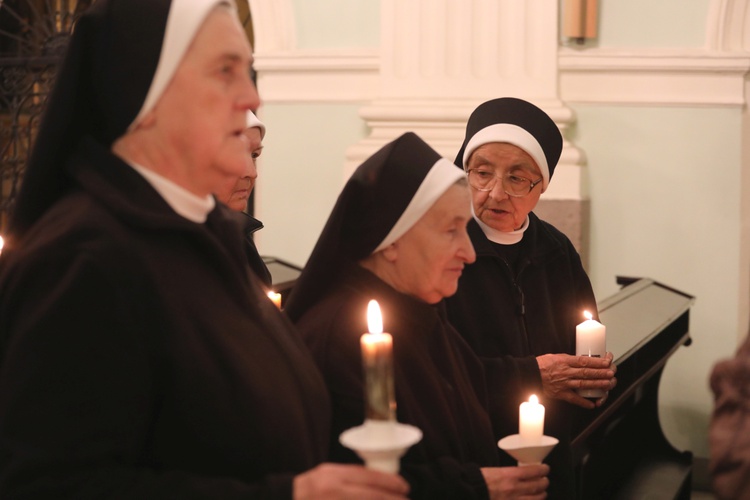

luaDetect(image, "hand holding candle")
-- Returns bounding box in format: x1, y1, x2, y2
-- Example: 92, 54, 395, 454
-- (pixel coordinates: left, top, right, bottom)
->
519, 394, 545, 445
576, 310, 607, 398
361, 300, 396, 422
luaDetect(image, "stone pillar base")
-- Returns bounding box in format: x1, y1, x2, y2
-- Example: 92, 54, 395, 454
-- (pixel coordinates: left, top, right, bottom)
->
534, 198, 590, 269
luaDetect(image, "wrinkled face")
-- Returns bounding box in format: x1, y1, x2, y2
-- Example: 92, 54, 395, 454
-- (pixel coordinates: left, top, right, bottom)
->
215, 126, 263, 211
466, 142, 542, 232
386, 184, 476, 304
146, 7, 259, 197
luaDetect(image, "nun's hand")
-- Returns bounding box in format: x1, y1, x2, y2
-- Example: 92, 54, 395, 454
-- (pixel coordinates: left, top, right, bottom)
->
536, 352, 617, 409
293, 463, 409, 500
594, 352, 618, 407
481, 464, 549, 500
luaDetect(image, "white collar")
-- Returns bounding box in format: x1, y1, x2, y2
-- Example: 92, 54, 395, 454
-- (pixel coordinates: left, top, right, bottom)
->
472, 204, 529, 245
128, 162, 215, 223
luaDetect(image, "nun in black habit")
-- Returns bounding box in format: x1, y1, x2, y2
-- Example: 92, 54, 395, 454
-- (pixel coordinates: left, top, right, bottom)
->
285, 132, 550, 500
444, 97, 618, 499
0, 1, 409, 498
215, 110, 273, 288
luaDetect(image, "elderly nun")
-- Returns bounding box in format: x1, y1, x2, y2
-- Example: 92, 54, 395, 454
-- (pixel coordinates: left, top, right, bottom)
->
0, 1, 409, 498
285, 132, 550, 500
445, 97, 618, 499
215, 110, 272, 287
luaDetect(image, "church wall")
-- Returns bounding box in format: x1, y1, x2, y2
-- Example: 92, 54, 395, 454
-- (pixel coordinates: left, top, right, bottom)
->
574, 105, 742, 457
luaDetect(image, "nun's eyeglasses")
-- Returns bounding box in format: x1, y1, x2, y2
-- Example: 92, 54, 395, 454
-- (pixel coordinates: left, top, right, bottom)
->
465, 169, 543, 197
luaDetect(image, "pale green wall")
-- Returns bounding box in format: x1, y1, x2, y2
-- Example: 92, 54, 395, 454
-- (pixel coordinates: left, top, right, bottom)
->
596, 0, 710, 48
254, 104, 369, 268
292, 0, 380, 48
572, 105, 743, 457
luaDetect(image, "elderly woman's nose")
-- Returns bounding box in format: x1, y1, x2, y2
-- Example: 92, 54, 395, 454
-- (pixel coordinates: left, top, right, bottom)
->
459, 232, 476, 264
489, 181, 509, 200
239, 73, 261, 112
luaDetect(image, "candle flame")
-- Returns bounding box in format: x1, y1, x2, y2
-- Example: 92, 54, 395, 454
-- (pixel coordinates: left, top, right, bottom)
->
529, 394, 539, 404
267, 291, 282, 309
583, 310, 593, 321
367, 300, 383, 334
0, 235, 4, 255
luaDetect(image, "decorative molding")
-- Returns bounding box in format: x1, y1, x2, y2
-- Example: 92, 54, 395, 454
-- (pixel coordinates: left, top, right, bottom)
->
247, 0, 296, 52
706, 0, 750, 51
254, 49, 379, 103
247, 0, 750, 108
559, 48, 750, 106
378, 0, 559, 99
254, 48, 750, 107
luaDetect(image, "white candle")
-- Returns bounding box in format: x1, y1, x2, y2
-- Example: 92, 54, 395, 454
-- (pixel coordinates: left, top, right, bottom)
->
361, 300, 396, 422
267, 291, 282, 310
576, 311, 606, 358
576, 310, 607, 398
519, 394, 545, 444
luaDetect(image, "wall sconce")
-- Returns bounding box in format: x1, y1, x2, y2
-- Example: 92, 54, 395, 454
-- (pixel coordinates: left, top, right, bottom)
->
563, 0, 598, 45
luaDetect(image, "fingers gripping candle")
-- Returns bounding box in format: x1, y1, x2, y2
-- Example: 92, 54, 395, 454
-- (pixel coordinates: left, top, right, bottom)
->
361, 300, 396, 422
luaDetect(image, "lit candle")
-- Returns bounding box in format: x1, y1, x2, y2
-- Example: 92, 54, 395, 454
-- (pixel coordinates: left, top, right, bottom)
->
576, 310, 606, 357
519, 394, 545, 444
361, 300, 396, 422
0, 235, 4, 256
576, 310, 607, 398
267, 291, 282, 310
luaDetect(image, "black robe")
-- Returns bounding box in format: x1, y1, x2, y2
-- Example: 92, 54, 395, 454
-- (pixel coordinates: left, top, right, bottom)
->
239, 212, 273, 288
0, 136, 330, 499
296, 265, 499, 500
445, 214, 599, 499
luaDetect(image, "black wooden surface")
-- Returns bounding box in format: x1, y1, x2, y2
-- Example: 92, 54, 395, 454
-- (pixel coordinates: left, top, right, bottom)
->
571, 278, 694, 500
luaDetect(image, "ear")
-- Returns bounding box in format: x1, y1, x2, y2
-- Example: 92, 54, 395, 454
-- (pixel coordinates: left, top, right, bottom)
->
381, 242, 398, 263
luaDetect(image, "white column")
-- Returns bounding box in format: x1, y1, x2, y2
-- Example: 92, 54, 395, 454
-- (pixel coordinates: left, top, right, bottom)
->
346, 0, 585, 201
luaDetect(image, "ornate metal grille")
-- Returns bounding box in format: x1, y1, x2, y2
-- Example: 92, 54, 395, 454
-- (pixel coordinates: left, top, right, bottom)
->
0, 0, 89, 233
0, 1, 255, 232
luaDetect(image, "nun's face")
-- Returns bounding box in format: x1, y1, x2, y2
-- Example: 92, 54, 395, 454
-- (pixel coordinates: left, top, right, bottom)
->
148, 8, 259, 197
385, 184, 476, 304
215, 126, 263, 211
467, 142, 542, 232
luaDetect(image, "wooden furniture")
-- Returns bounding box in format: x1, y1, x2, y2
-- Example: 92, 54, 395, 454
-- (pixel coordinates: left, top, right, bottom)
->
571, 277, 695, 500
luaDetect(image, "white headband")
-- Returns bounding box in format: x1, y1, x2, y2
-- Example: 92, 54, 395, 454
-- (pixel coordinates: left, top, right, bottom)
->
246, 111, 266, 139
374, 158, 466, 253
129, 0, 238, 129
462, 123, 550, 191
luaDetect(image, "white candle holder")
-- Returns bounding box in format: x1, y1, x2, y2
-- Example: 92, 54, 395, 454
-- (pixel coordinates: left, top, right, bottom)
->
498, 434, 559, 466
340, 420, 422, 473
